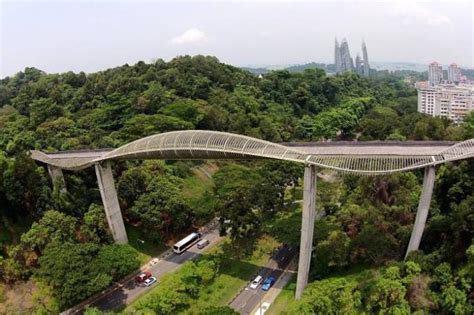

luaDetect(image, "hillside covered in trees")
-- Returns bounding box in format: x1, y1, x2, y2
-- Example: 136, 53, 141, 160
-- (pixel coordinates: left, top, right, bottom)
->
0, 56, 472, 314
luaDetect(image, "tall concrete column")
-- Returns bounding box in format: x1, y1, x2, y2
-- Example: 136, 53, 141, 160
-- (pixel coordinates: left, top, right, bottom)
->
405, 166, 436, 259
95, 161, 128, 244
47, 165, 66, 192
295, 164, 317, 300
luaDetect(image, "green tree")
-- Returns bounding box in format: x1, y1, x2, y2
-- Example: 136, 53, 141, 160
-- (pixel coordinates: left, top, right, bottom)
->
29, 98, 64, 127
200, 306, 239, 315
359, 106, 401, 140
95, 244, 140, 280
361, 268, 411, 314
21, 210, 77, 254
135, 278, 189, 314
36, 243, 111, 308
160, 99, 204, 126
439, 285, 470, 315
289, 277, 362, 314
79, 204, 112, 244
313, 97, 374, 140
213, 164, 263, 240
462, 111, 474, 139
135, 82, 175, 114
36, 242, 139, 309
130, 176, 191, 240
2, 153, 52, 214
314, 230, 350, 275
413, 116, 447, 140
117, 166, 152, 209
120, 113, 193, 141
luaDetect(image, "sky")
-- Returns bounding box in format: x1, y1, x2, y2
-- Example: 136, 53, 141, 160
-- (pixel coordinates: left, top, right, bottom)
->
0, 0, 473, 77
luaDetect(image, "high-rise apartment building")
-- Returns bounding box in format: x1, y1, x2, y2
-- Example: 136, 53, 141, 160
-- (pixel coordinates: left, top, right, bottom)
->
416, 81, 474, 123
448, 63, 461, 83
428, 62, 443, 87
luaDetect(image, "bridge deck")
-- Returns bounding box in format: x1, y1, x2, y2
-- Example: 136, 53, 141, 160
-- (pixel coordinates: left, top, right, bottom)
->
288, 141, 455, 156
41, 141, 455, 159
30, 130, 472, 175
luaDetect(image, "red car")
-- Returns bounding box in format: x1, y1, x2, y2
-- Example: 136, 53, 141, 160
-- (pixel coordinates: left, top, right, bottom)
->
135, 271, 152, 283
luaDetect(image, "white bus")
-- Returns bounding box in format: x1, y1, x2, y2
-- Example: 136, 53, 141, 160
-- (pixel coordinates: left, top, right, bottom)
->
173, 232, 201, 254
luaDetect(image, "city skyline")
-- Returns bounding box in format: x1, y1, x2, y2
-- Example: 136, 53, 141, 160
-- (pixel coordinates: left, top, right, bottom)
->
1, 1, 473, 77
335, 38, 370, 76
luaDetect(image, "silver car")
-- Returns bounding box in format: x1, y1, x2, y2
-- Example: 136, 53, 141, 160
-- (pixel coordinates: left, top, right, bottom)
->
144, 276, 157, 287
197, 239, 210, 249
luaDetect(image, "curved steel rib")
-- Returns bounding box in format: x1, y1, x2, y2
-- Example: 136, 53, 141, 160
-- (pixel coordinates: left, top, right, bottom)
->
30, 130, 474, 176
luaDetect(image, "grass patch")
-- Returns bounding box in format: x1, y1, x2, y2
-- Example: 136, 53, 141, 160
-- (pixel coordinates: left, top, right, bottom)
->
181, 165, 217, 224
0, 283, 5, 304
126, 225, 167, 265
184, 235, 279, 313
181, 166, 215, 203
267, 276, 296, 315
125, 235, 280, 314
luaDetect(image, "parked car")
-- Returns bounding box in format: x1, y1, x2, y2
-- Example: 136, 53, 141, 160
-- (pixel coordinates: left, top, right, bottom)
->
261, 276, 275, 291
149, 257, 160, 266
135, 271, 152, 283
249, 275, 263, 289
144, 276, 157, 287
197, 238, 210, 249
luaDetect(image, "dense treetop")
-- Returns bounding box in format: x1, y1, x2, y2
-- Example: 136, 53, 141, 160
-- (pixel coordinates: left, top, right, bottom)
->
1, 55, 464, 155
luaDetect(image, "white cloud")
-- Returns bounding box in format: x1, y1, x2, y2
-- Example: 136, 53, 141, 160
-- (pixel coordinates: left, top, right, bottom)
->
170, 28, 208, 45
391, 1, 451, 26
259, 30, 271, 38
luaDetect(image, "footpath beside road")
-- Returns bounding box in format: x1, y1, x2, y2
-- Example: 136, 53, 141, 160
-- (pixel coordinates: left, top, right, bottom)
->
62, 220, 222, 315
229, 246, 297, 315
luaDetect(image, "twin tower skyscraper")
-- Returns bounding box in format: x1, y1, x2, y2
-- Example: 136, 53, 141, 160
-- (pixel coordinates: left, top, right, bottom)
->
334, 38, 370, 76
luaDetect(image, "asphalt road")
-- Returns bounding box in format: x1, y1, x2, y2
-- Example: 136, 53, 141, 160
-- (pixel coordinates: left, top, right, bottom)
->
75, 228, 222, 313
229, 246, 297, 315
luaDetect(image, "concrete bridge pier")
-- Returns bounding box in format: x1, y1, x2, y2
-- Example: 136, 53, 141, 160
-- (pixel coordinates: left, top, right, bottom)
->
295, 164, 317, 300
47, 165, 67, 192
405, 165, 436, 259
95, 161, 128, 244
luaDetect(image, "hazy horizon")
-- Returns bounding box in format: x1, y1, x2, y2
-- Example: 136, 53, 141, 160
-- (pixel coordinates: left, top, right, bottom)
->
1, 0, 473, 77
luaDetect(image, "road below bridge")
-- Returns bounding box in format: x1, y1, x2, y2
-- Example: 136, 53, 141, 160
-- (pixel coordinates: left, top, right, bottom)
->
229, 246, 297, 315
64, 225, 223, 314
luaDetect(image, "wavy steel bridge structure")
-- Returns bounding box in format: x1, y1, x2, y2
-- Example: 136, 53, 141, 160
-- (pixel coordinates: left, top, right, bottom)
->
31, 130, 474, 299
31, 130, 474, 175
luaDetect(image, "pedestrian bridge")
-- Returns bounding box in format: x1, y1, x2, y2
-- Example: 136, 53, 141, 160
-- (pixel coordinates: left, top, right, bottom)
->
31, 130, 474, 175
30, 130, 474, 299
